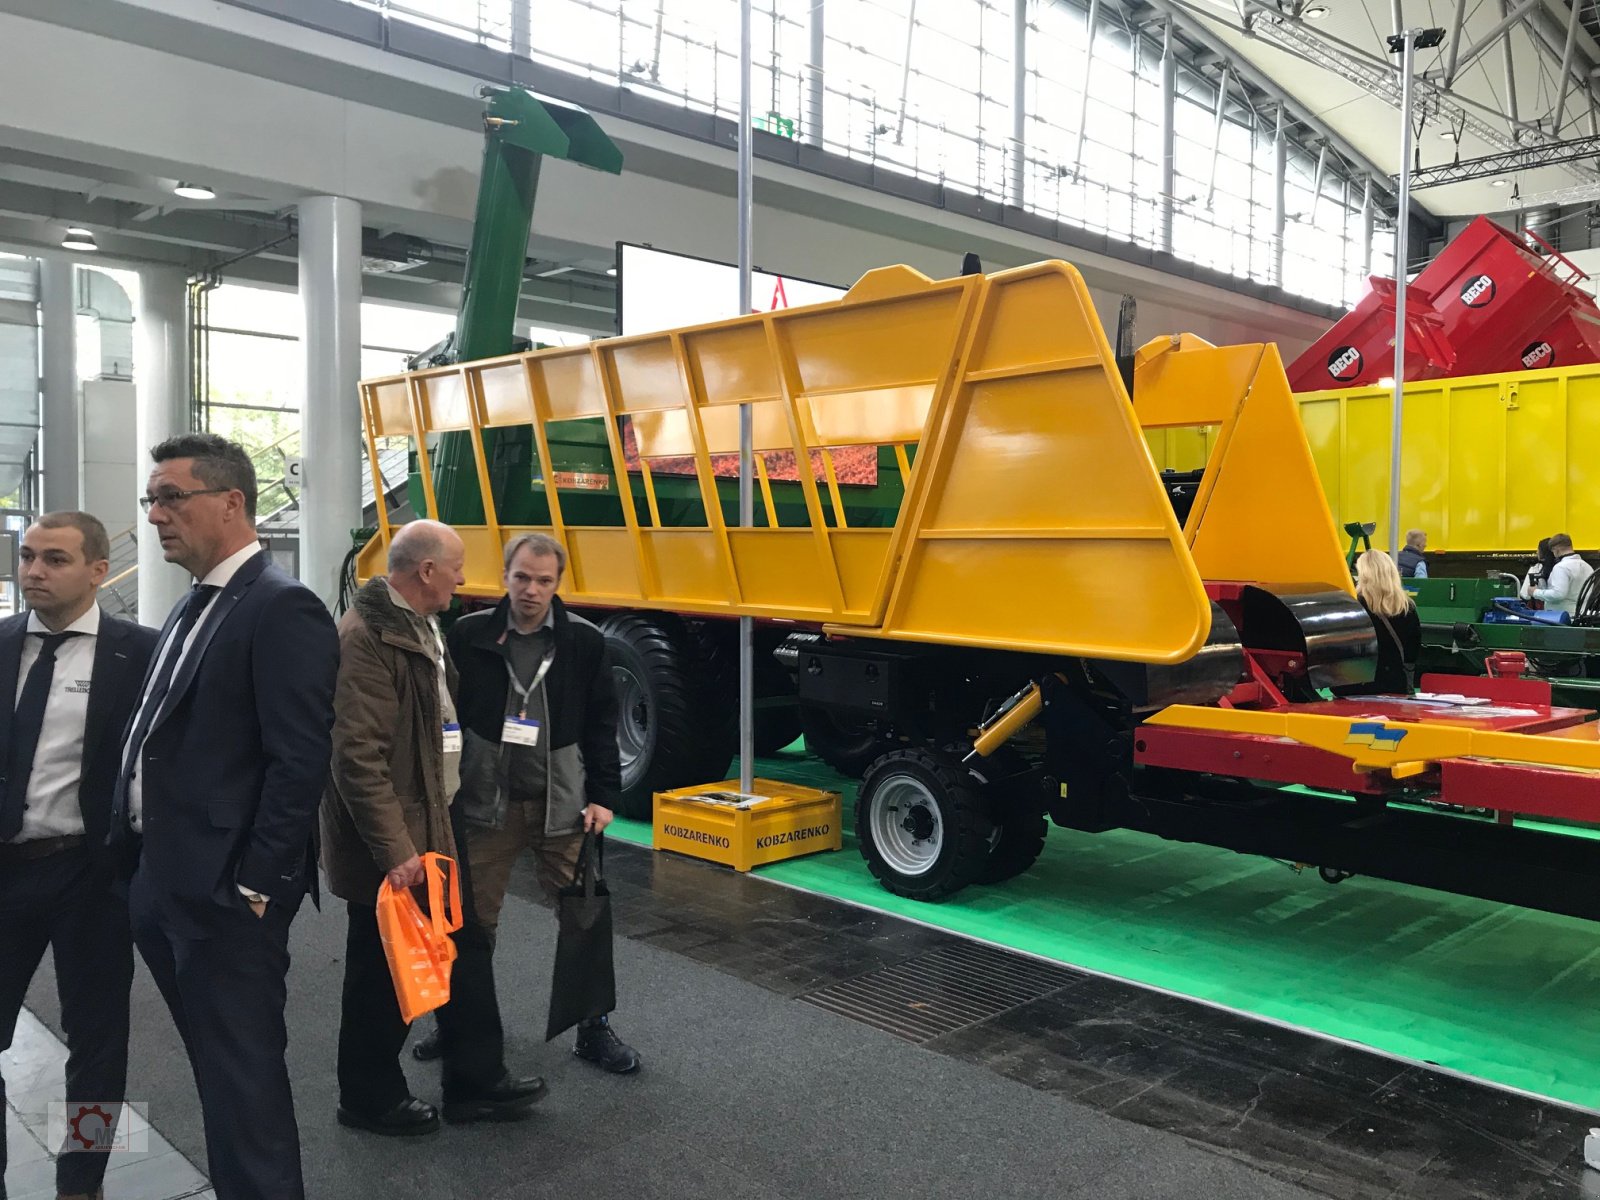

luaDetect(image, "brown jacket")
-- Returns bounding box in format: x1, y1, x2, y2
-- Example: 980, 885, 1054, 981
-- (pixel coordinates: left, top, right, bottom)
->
320, 577, 458, 902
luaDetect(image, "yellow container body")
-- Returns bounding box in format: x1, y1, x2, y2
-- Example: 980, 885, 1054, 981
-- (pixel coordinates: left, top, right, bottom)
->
1296, 363, 1600, 553
652, 780, 843, 872
359, 259, 1355, 664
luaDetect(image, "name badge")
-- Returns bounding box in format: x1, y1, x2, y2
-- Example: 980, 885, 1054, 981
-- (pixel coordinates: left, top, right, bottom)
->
441, 722, 462, 754
502, 716, 541, 747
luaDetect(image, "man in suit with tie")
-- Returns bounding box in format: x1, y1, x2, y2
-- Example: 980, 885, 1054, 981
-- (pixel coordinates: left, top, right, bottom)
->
112, 434, 337, 1200
0, 511, 157, 1200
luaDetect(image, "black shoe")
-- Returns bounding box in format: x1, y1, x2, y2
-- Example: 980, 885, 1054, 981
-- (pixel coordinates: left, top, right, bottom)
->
575, 1016, 642, 1074
411, 1027, 442, 1062
336, 1096, 441, 1137
441, 1074, 548, 1124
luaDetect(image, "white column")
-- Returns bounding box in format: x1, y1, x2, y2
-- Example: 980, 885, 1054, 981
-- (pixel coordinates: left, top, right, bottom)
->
39, 258, 78, 513
136, 265, 192, 625
298, 195, 363, 610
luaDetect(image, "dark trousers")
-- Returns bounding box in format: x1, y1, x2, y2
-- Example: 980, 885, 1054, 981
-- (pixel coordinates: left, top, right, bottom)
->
129, 869, 304, 1200
336, 893, 503, 1111
0, 845, 132, 1196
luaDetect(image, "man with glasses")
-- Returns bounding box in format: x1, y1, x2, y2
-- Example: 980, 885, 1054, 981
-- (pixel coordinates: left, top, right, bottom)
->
111, 433, 338, 1200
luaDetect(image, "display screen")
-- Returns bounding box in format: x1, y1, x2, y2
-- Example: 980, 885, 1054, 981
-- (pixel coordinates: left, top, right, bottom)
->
614, 243, 875, 486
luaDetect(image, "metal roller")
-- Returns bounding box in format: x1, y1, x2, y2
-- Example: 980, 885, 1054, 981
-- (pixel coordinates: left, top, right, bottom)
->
1239, 585, 1378, 691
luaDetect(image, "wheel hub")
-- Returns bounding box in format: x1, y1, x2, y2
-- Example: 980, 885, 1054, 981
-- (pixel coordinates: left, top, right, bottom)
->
868, 773, 944, 878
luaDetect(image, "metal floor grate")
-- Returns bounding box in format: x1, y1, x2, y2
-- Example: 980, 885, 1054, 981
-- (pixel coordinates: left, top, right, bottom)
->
797, 940, 1079, 1043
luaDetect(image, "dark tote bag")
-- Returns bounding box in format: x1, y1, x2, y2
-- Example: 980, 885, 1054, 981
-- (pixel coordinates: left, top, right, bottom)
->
545, 833, 617, 1041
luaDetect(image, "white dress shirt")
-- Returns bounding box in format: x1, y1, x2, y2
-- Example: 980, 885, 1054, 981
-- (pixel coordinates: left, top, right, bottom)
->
8, 604, 99, 843
126, 543, 264, 831
1523, 552, 1596, 618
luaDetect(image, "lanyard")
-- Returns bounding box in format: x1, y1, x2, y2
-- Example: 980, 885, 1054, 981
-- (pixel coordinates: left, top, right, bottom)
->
505, 647, 556, 719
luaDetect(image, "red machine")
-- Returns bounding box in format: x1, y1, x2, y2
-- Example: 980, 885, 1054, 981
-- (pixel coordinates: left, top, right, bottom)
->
1288, 216, 1600, 391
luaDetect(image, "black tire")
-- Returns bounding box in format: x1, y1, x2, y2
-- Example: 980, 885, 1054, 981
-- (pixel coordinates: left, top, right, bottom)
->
800, 706, 889, 777
969, 750, 1048, 886
856, 749, 997, 900
599, 612, 735, 820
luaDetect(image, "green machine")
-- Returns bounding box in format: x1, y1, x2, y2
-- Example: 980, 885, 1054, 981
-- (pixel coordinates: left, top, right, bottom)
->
411, 86, 913, 536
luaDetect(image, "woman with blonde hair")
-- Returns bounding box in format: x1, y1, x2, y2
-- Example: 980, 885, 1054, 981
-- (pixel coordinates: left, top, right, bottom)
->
1347, 549, 1421, 695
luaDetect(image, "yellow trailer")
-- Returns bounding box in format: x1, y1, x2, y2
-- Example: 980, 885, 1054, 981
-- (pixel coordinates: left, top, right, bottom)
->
357, 259, 1600, 913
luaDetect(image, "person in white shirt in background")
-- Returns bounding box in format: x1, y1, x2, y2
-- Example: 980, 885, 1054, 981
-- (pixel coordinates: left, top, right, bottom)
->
0, 512, 157, 1200
1522, 532, 1596, 618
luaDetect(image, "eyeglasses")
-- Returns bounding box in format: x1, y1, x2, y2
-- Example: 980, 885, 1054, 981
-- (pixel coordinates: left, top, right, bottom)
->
139, 487, 231, 512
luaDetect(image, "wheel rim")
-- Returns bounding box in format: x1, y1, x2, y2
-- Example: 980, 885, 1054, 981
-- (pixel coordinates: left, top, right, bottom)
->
613, 663, 650, 786
868, 773, 944, 878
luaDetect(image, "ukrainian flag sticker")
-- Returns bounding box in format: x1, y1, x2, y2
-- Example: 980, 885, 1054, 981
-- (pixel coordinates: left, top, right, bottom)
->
1346, 721, 1408, 752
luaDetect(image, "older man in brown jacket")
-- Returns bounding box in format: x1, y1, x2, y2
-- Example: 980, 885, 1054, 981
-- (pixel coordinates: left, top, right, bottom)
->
322, 520, 544, 1136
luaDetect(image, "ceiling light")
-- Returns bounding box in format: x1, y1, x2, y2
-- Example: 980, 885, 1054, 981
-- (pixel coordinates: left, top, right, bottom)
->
61, 227, 98, 252
1303, 4, 1330, 18
1491, 178, 1509, 187
1440, 128, 1459, 141
605, 266, 617, 276
173, 182, 216, 200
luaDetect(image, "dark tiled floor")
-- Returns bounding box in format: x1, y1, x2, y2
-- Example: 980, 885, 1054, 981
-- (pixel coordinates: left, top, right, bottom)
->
544, 843, 1598, 1200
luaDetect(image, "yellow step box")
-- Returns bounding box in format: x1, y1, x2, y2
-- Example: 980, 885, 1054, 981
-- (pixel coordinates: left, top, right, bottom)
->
652, 779, 842, 872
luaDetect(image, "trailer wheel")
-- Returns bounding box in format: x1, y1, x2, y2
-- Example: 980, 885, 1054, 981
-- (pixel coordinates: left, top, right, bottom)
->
600, 613, 734, 820
801, 707, 889, 777
966, 748, 1047, 885
856, 749, 997, 900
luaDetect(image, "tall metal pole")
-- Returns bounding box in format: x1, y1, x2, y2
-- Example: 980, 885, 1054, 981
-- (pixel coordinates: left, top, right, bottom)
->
1010, 0, 1027, 207
738, 0, 756, 794
1389, 31, 1416, 563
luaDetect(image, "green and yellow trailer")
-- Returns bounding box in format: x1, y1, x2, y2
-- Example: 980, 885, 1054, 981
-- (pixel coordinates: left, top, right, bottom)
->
356, 259, 1600, 916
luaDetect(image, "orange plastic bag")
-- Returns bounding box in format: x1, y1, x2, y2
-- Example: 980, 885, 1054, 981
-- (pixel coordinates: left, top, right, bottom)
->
375, 852, 463, 1024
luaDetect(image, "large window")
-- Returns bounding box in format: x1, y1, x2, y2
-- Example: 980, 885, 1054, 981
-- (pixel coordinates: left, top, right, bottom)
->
344, 0, 1390, 309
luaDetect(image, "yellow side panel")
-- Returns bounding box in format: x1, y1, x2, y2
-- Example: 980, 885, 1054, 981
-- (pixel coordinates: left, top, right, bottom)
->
565, 528, 642, 598
640, 530, 730, 606
1444, 382, 1501, 548
880, 262, 1210, 663
1144, 427, 1213, 473
536, 352, 606, 420
828, 530, 895, 617
605, 339, 686, 413
420, 371, 472, 431
457, 526, 505, 595
1140, 343, 1350, 593
728, 530, 843, 616
1298, 363, 1600, 552
1504, 377, 1565, 548
683, 323, 779, 405
478, 359, 534, 427
804, 385, 934, 446
1569, 372, 1600, 542
367, 380, 414, 436
1297, 397, 1341, 527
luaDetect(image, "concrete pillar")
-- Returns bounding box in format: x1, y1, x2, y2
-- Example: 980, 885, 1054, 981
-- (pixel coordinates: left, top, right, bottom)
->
39, 258, 78, 513
136, 265, 192, 625
298, 195, 363, 610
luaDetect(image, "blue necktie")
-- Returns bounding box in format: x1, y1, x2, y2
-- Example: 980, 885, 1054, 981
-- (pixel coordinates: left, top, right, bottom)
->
0, 631, 85, 841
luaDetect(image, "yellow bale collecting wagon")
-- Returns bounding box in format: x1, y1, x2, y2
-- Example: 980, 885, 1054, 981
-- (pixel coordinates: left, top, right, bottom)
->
358, 260, 1600, 911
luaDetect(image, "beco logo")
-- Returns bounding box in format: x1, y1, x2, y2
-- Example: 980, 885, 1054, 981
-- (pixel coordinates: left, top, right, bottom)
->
1460, 274, 1496, 307
1327, 345, 1363, 382
1521, 340, 1554, 369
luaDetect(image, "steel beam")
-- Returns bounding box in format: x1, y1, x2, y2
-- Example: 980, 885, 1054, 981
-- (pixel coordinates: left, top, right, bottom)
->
1400, 133, 1600, 186
1204, 65, 1229, 208
1070, 0, 1102, 180
1501, 0, 1520, 135
1441, 0, 1470, 85
1160, 18, 1177, 252
894, 0, 917, 145
1553, 0, 1585, 134
1447, 0, 1539, 84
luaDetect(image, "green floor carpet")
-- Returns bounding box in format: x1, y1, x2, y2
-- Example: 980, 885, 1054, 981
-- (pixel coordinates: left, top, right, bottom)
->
607, 745, 1600, 1112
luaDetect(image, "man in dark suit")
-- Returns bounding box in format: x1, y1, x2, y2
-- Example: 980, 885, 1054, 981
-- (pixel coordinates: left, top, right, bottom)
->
0, 511, 157, 1200
111, 434, 337, 1200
